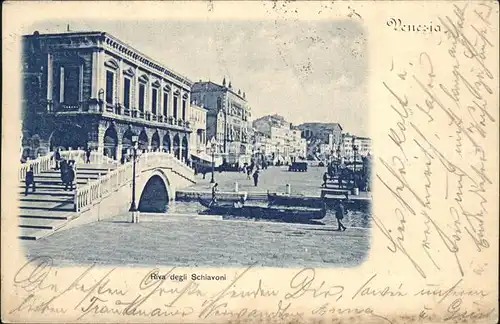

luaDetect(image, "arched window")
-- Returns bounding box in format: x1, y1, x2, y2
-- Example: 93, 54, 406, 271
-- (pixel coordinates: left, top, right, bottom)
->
217, 97, 222, 110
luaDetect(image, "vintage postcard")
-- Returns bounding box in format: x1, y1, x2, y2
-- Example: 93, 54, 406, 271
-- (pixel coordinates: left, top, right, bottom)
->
2, 1, 498, 323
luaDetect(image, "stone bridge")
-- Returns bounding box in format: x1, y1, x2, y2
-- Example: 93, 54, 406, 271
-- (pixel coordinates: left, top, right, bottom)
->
18, 150, 196, 240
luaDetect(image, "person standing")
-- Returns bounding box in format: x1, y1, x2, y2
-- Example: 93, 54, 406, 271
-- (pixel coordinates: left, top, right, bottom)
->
252, 169, 259, 187
65, 162, 76, 191
210, 183, 219, 206
25, 165, 36, 196
85, 147, 91, 163
322, 172, 328, 188
335, 200, 347, 231
53, 149, 61, 170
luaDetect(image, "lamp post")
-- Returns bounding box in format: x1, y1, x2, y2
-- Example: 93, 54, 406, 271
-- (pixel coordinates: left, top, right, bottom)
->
129, 135, 139, 223
210, 137, 217, 184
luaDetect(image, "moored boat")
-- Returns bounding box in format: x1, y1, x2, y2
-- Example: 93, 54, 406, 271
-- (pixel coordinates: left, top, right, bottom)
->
198, 197, 326, 223
267, 192, 325, 208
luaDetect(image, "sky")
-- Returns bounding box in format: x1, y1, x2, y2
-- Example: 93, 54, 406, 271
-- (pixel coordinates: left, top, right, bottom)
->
28, 19, 368, 136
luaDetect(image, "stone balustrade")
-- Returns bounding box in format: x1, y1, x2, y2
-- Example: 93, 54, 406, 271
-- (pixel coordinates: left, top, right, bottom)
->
18, 154, 53, 181
18, 149, 118, 181
74, 152, 195, 212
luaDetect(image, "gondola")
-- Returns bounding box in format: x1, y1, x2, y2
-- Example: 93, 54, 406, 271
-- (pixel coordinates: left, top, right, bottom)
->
198, 197, 326, 222
267, 192, 325, 208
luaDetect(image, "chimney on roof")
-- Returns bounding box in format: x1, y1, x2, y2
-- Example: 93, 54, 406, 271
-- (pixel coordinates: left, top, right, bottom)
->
228, 81, 232, 89
222, 77, 226, 87
243, 92, 246, 99
67, 24, 70, 32
238, 89, 241, 95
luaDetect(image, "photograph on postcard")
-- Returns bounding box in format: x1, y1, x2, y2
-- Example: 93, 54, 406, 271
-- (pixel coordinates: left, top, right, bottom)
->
19, 18, 371, 268
3, 1, 499, 323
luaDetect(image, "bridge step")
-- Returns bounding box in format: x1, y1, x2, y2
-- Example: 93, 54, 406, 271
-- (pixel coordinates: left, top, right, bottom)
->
19, 204, 75, 212
18, 200, 74, 209
19, 227, 43, 240
19, 218, 67, 230
19, 209, 74, 220
18, 190, 74, 197
19, 196, 73, 203
19, 184, 87, 191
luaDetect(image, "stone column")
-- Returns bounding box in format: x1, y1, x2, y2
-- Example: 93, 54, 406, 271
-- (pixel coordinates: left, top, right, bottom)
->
46, 53, 53, 104
146, 76, 151, 115
96, 50, 105, 97
157, 132, 163, 152
59, 66, 65, 103
134, 67, 139, 110
97, 124, 106, 155
158, 83, 163, 120
91, 51, 98, 98
79, 64, 84, 105
117, 59, 123, 106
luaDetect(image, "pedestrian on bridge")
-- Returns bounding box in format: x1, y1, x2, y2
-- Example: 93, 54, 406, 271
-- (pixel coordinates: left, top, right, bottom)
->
53, 149, 61, 170
24, 165, 36, 196
85, 147, 91, 163
253, 170, 259, 187
322, 172, 328, 188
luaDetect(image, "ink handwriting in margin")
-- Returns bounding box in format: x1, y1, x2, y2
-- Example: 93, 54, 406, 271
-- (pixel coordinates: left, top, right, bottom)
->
374, 1, 495, 279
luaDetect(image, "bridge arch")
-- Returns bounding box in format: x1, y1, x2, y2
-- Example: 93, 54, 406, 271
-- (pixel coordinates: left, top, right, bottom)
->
122, 129, 135, 152
182, 136, 189, 161
151, 131, 160, 152
103, 126, 118, 159
173, 134, 180, 159
138, 129, 149, 152
163, 133, 171, 153
137, 169, 174, 213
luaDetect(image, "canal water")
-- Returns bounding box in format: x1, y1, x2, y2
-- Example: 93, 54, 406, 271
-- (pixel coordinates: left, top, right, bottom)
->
165, 200, 371, 229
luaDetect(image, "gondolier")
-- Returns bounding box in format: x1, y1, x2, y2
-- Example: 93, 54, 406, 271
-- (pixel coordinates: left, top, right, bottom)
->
210, 183, 219, 206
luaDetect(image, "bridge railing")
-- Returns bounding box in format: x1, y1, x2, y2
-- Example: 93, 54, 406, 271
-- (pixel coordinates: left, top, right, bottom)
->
18, 149, 117, 181
74, 152, 195, 212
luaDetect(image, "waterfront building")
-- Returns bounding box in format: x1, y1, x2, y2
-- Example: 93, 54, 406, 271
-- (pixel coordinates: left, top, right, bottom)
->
191, 78, 252, 164
289, 126, 307, 160
21, 31, 193, 162
188, 100, 208, 159
252, 114, 305, 163
297, 122, 343, 160
355, 136, 372, 157
341, 133, 355, 160
339, 133, 371, 161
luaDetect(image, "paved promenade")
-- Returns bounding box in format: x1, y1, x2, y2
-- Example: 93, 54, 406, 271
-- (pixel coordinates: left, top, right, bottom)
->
23, 213, 370, 268
191, 165, 329, 196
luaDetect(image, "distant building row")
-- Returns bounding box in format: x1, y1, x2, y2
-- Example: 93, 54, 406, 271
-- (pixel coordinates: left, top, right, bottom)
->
252, 114, 306, 163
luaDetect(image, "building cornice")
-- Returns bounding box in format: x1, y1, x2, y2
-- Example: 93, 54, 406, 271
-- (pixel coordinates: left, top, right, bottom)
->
192, 81, 248, 102
23, 31, 193, 89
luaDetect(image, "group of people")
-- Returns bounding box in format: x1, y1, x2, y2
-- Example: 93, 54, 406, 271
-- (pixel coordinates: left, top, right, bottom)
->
24, 148, 85, 196
242, 162, 260, 187
321, 156, 372, 191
